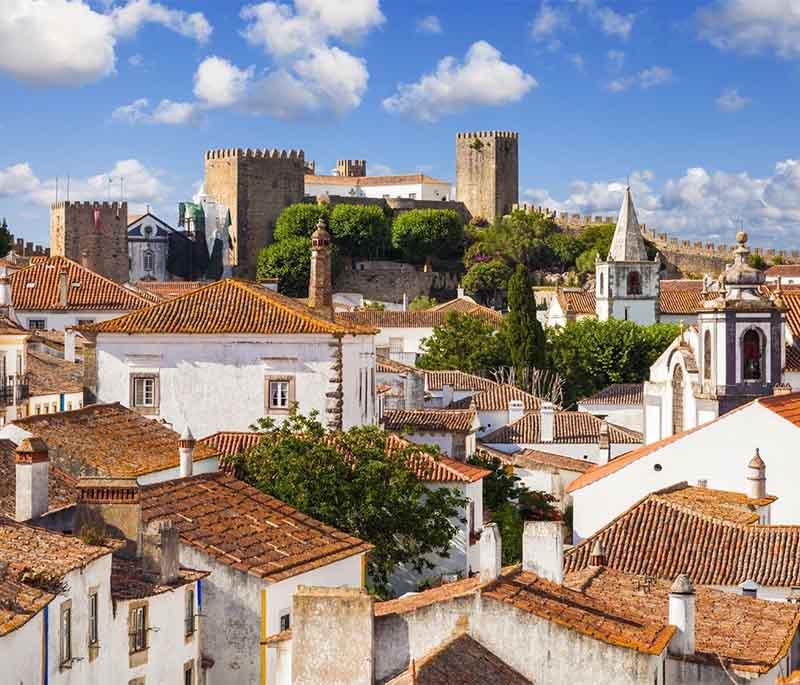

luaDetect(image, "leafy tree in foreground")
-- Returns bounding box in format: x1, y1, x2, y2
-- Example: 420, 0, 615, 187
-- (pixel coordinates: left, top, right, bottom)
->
329, 204, 391, 259
462, 259, 512, 306
229, 411, 466, 596
392, 209, 464, 264
547, 318, 680, 406
273, 203, 329, 242
408, 295, 438, 311
256, 236, 311, 297
505, 265, 546, 380
417, 312, 510, 374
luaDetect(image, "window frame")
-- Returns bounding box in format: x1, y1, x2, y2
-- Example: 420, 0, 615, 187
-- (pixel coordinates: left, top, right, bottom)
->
27, 318, 47, 331
742, 328, 764, 382
130, 374, 159, 414
184, 660, 195, 685
129, 603, 148, 654
184, 587, 195, 638
88, 590, 99, 646
143, 249, 155, 273
59, 600, 72, 668
627, 270, 642, 296
279, 611, 291, 632
265, 376, 295, 414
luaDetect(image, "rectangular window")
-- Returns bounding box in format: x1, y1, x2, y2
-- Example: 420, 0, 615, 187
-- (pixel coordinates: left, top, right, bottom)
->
130, 605, 147, 653
28, 319, 46, 330
265, 377, 294, 413
130, 375, 158, 413
88, 592, 99, 646
408, 193, 416, 199
280, 612, 291, 632
60, 604, 72, 666
77, 318, 95, 326
185, 588, 195, 637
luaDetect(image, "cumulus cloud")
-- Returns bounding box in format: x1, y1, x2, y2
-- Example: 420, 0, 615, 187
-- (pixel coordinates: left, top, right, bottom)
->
716, 87, 751, 111
524, 160, 800, 244
383, 41, 537, 122
607, 49, 625, 71
112, 98, 203, 125
0, 0, 211, 86
0, 163, 40, 197
607, 65, 672, 92
531, 1, 569, 49
194, 57, 255, 109
698, 0, 800, 59
417, 15, 442, 35
572, 0, 634, 40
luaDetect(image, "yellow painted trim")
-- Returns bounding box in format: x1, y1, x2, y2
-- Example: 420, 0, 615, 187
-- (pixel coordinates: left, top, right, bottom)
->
361, 554, 367, 589
261, 589, 268, 685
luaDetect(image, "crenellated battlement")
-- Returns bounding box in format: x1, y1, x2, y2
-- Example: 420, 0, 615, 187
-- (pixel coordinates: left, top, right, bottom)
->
205, 148, 305, 161
457, 130, 519, 140
49, 201, 128, 211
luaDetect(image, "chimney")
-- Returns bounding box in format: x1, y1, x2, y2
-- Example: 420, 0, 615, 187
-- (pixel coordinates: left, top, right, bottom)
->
480, 522, 502, 583
522, 520, 563, 584
539, 402, 555, 442
696, 478, 708, 488
143, 519, 180, 585
457, 286, 465, 299
739, 579, 759, 599
508, 399, 524, 425
58, 267, 69, 308
259, 277, 279, 292
441, 383, 454, 408
668, 574, 696, 657
747, 449, 766, 499
15, 437, 49, 521
291, 586, 374, 685
402, 292, 408, 311
589, 539, 606, 567
179, 426, 195, 478
0, 273, 16, 323
773, 383, 792, 396
75, 477, 141, 558
597, 419, 610, 464
64, 328, 76, 363
308, 217, 333, 320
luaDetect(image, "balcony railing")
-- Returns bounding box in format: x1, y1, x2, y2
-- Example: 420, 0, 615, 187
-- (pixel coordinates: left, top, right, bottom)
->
0, 376, 29, 405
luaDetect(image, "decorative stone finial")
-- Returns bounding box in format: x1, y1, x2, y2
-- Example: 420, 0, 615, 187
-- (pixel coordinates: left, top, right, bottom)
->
748, 448, 765, 470
670, 573, 694, 595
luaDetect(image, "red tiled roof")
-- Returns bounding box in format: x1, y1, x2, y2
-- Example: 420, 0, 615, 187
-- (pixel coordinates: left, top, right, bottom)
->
200, 431, 262, 458
512, 448, 594, 473
0, 571, 54, 637
139, 472, 372, 582
555, 288, 596, 315
382, 409, 477, 433
85, 279, 375, 336
424, 370, 497, 392
580, 383, 643, 406
758, 390, 800, 428
375, 574, 483, 617
12, 403, 218, 478
658, 279, 708, 314
10, 256, 151, 311
482, 411, 642, 445
26, 348, 83, 396
766, 265, 800, 278
429, 298, 504, 324
449, 384, 542, 411
336, 307, 502, 329
386, 632, 532, 685
377, 356, 422, 375
133, 281, 206, 301
787, 345, 800, 372
110, 557, 208, 600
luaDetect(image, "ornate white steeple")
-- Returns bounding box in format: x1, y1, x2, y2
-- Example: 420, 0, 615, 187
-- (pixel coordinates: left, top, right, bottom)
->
608, 186, 649, 262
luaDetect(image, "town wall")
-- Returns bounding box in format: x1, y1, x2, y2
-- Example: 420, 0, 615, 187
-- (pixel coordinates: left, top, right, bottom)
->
334, 262, 460, 303
456, 131, 519, 220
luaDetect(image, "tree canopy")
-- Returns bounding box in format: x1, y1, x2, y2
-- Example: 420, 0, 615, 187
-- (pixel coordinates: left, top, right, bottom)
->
462, 258, 512, 306
391, 209, 464, 264
505, 264, 546, 378
256, 236, 312, 297
273, 203, 328, 242
417, 311, 510, 374
229, 411, 467, 596
329, 204, 391, 258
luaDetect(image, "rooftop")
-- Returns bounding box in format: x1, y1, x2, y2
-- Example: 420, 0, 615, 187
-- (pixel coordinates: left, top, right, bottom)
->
607, 187, 649, 262
84, 279, 375, 336
11, 403, 218, 478
110, 556, 207, 601
658, 279, 709, 314
449, 384, 542, 411
511, 448, 594, 474
766, 264, 800, 278
305, 172, 450, 187
132, 280, 206, 301
0, 571, 53, 637
139, 472, 372, 582
423, 369, 497, 392
26, 348, 83, 396
382, 408, 478, 434
579, 383, 643, 406
376, 355, 423, 375
482, 411, 642, 445
10, 256, 151, 312
0, 443, 77, 517
555, 288, 596, 315
336, 305, 502, 329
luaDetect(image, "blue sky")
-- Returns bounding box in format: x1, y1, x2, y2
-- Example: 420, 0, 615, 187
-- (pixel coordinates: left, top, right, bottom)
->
1, 0, 800, 248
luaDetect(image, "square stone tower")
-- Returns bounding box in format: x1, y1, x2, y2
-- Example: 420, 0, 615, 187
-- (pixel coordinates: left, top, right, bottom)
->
204, 148, 306, 277
50, 201, 129, 283
456, 130, 519, 221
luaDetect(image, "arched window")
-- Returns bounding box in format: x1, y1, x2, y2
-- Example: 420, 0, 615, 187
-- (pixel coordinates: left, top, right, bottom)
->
672, 365, 684, 435
599, 273, 604, 295
143, 250, 154, 272
742, 329, 762, 381
627, 271, 642, 295
703, 330, 712, 381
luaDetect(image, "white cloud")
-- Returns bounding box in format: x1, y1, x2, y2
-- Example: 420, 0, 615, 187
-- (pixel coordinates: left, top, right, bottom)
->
607, 65, 672, 92
382, 41, 537, 122
292, 47, 368, 115
194, 57, 255, 109
128, 53, 144, 67
698, 0, 800, 59
572, 0, 634, 40
607, 49, 625, 71
417, 15, 442, 35
524, 160, 800, 244
0, 0, 211, 86
0, 163, 40, 197
716, 87, 751, 111
110, 0, 211, 42
531, 1, 569, 49
112, 98, 203, 125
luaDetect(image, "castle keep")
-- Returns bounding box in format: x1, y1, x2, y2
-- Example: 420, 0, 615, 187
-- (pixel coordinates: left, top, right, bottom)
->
455, 130, 519, 221
204, 148, 306, 277
50, 201, 128, 283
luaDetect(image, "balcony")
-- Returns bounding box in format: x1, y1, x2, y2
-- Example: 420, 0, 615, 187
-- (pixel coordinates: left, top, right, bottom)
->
0, 376, 29, 405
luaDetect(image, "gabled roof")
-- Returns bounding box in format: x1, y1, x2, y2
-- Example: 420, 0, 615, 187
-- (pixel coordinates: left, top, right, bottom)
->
386, 633, 532, 685
382, 409, 478, 434
482, 411, 642, 445
449, 384, 542, 411
428, 297, 504, 324
512, 448, 594, 473
26, 348, 83, 396
336, 306, 502, 329
424, 369, 497, 392
84, 279, 374, 336
579, 383, 643, 406
766, 264, 800, 278
376, 355, 423, 375
132, 280, 206, 302
10, 256, 151, 311
607, 187, 649, 262
11, 403, 218, 478
139, 472, 372, 583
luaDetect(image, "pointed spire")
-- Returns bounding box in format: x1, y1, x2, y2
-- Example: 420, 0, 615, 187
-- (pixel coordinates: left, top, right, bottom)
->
607, 186, 649, 262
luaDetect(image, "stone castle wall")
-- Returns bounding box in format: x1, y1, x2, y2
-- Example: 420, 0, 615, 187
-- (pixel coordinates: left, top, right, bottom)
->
456, 131, 518, 221
50, 201, 128, 282
334, 262, 460, 303
204, 148, 306, 277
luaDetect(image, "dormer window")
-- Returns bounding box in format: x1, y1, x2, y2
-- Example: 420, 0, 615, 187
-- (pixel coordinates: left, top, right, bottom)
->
742, 329, 762, 381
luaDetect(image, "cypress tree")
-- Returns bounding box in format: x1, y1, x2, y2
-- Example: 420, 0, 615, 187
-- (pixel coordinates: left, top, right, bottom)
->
505, 265, 546, 378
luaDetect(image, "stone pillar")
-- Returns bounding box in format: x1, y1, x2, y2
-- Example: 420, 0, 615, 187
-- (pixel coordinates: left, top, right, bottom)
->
308, 217, 333, 319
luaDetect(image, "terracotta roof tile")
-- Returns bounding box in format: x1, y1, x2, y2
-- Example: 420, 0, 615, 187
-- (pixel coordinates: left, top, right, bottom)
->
423, 370, 497, 392
382, 409, 477, 433
565, 566, 800, 674
556, 288, 596, 315
377, 356, 423, 375
10, 256, 151, 311
12, 403, 218, 478
110, 557, 208, 600
766, 265, 800, 278
658, 279, 710, 314
580, 383, 643, 406
482, 411, 642, 445
758, 391, 800, 428
511, 448, 594, 473
336, 306, 502, 329
0, 444, 77, 517
200, 431, 263, 458
386, 632, 532, 685
428, 298, 504, 324
26, 348, 83, 396
449, 384, 542, 411
375, 575, 482, 617
787, 345, 800, 372
132, 281, 206, 301
85, 279, 374, 336
139, 472, 372, 582
0, 571, 53, 637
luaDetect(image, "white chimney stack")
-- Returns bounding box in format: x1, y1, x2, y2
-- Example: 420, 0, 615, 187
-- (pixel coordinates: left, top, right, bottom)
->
740, 579, 759, 599
747, 449, 766, 499
179, 426, 195, 478
64, 328, 77, 363
522, 520, 563, 584
457, 286, 465, 299
668, 574, 696, 657
508, 399, 524, 425
441, 384, 454, 409
0, 273, 16, 323
15, 437, 49, 521
479, 522, 502, 584
598, 419, 610, 464
539, 402, 555, 442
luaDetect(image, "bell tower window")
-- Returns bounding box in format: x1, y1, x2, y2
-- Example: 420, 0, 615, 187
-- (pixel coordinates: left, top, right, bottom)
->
703, 331, 711, 381
627, 271, 642, 295
742, 329, 762, 381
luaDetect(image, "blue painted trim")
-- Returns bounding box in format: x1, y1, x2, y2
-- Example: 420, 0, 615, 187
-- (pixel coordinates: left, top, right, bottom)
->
197, 579, 202, 611
43, 604, 48, 685
58, 394, 65, 412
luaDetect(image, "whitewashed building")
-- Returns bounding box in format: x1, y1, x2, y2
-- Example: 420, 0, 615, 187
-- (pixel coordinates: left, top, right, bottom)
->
578, 383, 644, 433
381, 408, 480, 459
305, 171, 452, 201
127, 211, 174, 282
